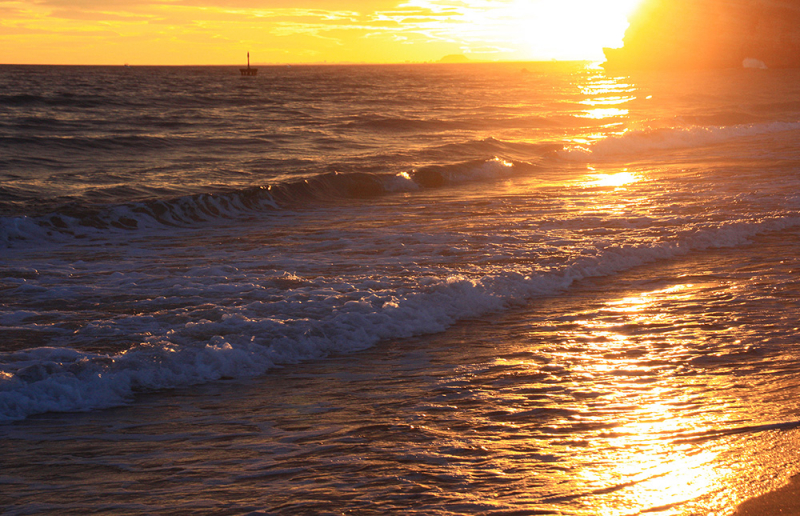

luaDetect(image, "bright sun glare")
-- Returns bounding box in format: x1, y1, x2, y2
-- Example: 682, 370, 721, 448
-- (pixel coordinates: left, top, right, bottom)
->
504, 0, 643, 60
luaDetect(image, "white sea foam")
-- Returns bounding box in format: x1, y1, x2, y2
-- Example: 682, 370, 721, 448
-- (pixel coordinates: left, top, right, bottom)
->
743, 58, 768, 69
456, 157, 515, 180
560, 121, 800, 160
4, 63, 800, 425
385, 171, 420, 192
2, 214, 798, 422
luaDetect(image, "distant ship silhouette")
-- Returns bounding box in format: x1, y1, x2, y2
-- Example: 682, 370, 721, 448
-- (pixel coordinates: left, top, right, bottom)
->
240, 52, 258, 76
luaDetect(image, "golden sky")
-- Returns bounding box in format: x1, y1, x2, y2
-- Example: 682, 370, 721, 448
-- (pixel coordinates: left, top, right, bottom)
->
0, 0, 642, 65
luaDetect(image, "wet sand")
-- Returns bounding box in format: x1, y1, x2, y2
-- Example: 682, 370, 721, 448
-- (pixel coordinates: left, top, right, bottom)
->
733, 474, 800, 515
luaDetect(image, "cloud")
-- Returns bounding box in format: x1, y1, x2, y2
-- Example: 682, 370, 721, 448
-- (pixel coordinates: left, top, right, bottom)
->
29, 0, 402, 14
0, 0, 506, 63
0, 25, 54, 36
1, 0, 627, 64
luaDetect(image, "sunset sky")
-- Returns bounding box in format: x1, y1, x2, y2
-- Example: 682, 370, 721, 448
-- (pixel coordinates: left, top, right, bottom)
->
1, 0, 642, 65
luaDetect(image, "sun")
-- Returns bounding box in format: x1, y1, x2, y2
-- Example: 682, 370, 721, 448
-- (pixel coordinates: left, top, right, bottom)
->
507, 0, 644, 60
401, 0, 646, 62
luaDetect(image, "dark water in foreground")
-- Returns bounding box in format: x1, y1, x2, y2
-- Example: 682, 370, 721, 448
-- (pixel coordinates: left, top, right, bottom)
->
2, 62, 800, 514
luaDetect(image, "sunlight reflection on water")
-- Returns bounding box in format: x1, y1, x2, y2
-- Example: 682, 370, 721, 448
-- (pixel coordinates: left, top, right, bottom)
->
576, 71, 635, 122
586, 170, 639, 188
578, 107, 630, 119
528, 277, 772, 514
3, 62, 800, 516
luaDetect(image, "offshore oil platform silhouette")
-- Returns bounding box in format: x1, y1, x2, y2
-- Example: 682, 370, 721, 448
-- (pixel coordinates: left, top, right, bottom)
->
240, 52, 258, 76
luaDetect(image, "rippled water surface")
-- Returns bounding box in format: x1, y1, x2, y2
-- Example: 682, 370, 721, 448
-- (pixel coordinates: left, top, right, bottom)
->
2, 62, 800, 514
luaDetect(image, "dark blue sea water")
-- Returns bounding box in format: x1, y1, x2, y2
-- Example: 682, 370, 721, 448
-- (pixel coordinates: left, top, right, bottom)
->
2, 62, 800, 514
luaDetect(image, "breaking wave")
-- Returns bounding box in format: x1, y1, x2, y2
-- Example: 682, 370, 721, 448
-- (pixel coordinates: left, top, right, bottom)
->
1, 158, 529, 246
2, 214, 798, 422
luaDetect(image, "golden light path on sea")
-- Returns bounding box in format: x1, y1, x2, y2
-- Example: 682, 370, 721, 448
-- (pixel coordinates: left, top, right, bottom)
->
543, 280, 740, 515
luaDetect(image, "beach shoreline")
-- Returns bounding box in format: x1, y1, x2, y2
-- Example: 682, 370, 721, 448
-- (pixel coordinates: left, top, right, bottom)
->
733, 474, 800, 515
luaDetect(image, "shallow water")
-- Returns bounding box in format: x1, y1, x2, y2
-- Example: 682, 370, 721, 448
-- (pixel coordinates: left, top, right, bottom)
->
2, 62, 800, 514
3, 235, 800, 515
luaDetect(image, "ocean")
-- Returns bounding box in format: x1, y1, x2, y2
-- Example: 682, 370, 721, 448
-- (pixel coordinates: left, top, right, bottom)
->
1, 61, 800, 515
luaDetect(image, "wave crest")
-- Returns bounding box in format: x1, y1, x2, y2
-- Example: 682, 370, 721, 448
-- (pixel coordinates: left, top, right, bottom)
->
1, 158, 528, 246
2, 214, 797, 422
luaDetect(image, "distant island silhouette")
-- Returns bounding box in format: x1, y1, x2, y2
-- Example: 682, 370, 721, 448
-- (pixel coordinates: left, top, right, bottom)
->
604, 0, 800, 69
438, 54, 472, 63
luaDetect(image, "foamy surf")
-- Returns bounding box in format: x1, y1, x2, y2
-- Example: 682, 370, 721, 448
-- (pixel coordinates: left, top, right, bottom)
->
3, 214, 797, 422
559, 121, 800, 160
4, 62, 800, 516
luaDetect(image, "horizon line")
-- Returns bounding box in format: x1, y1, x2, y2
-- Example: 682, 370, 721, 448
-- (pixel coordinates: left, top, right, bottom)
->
0, 59, 598, 67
